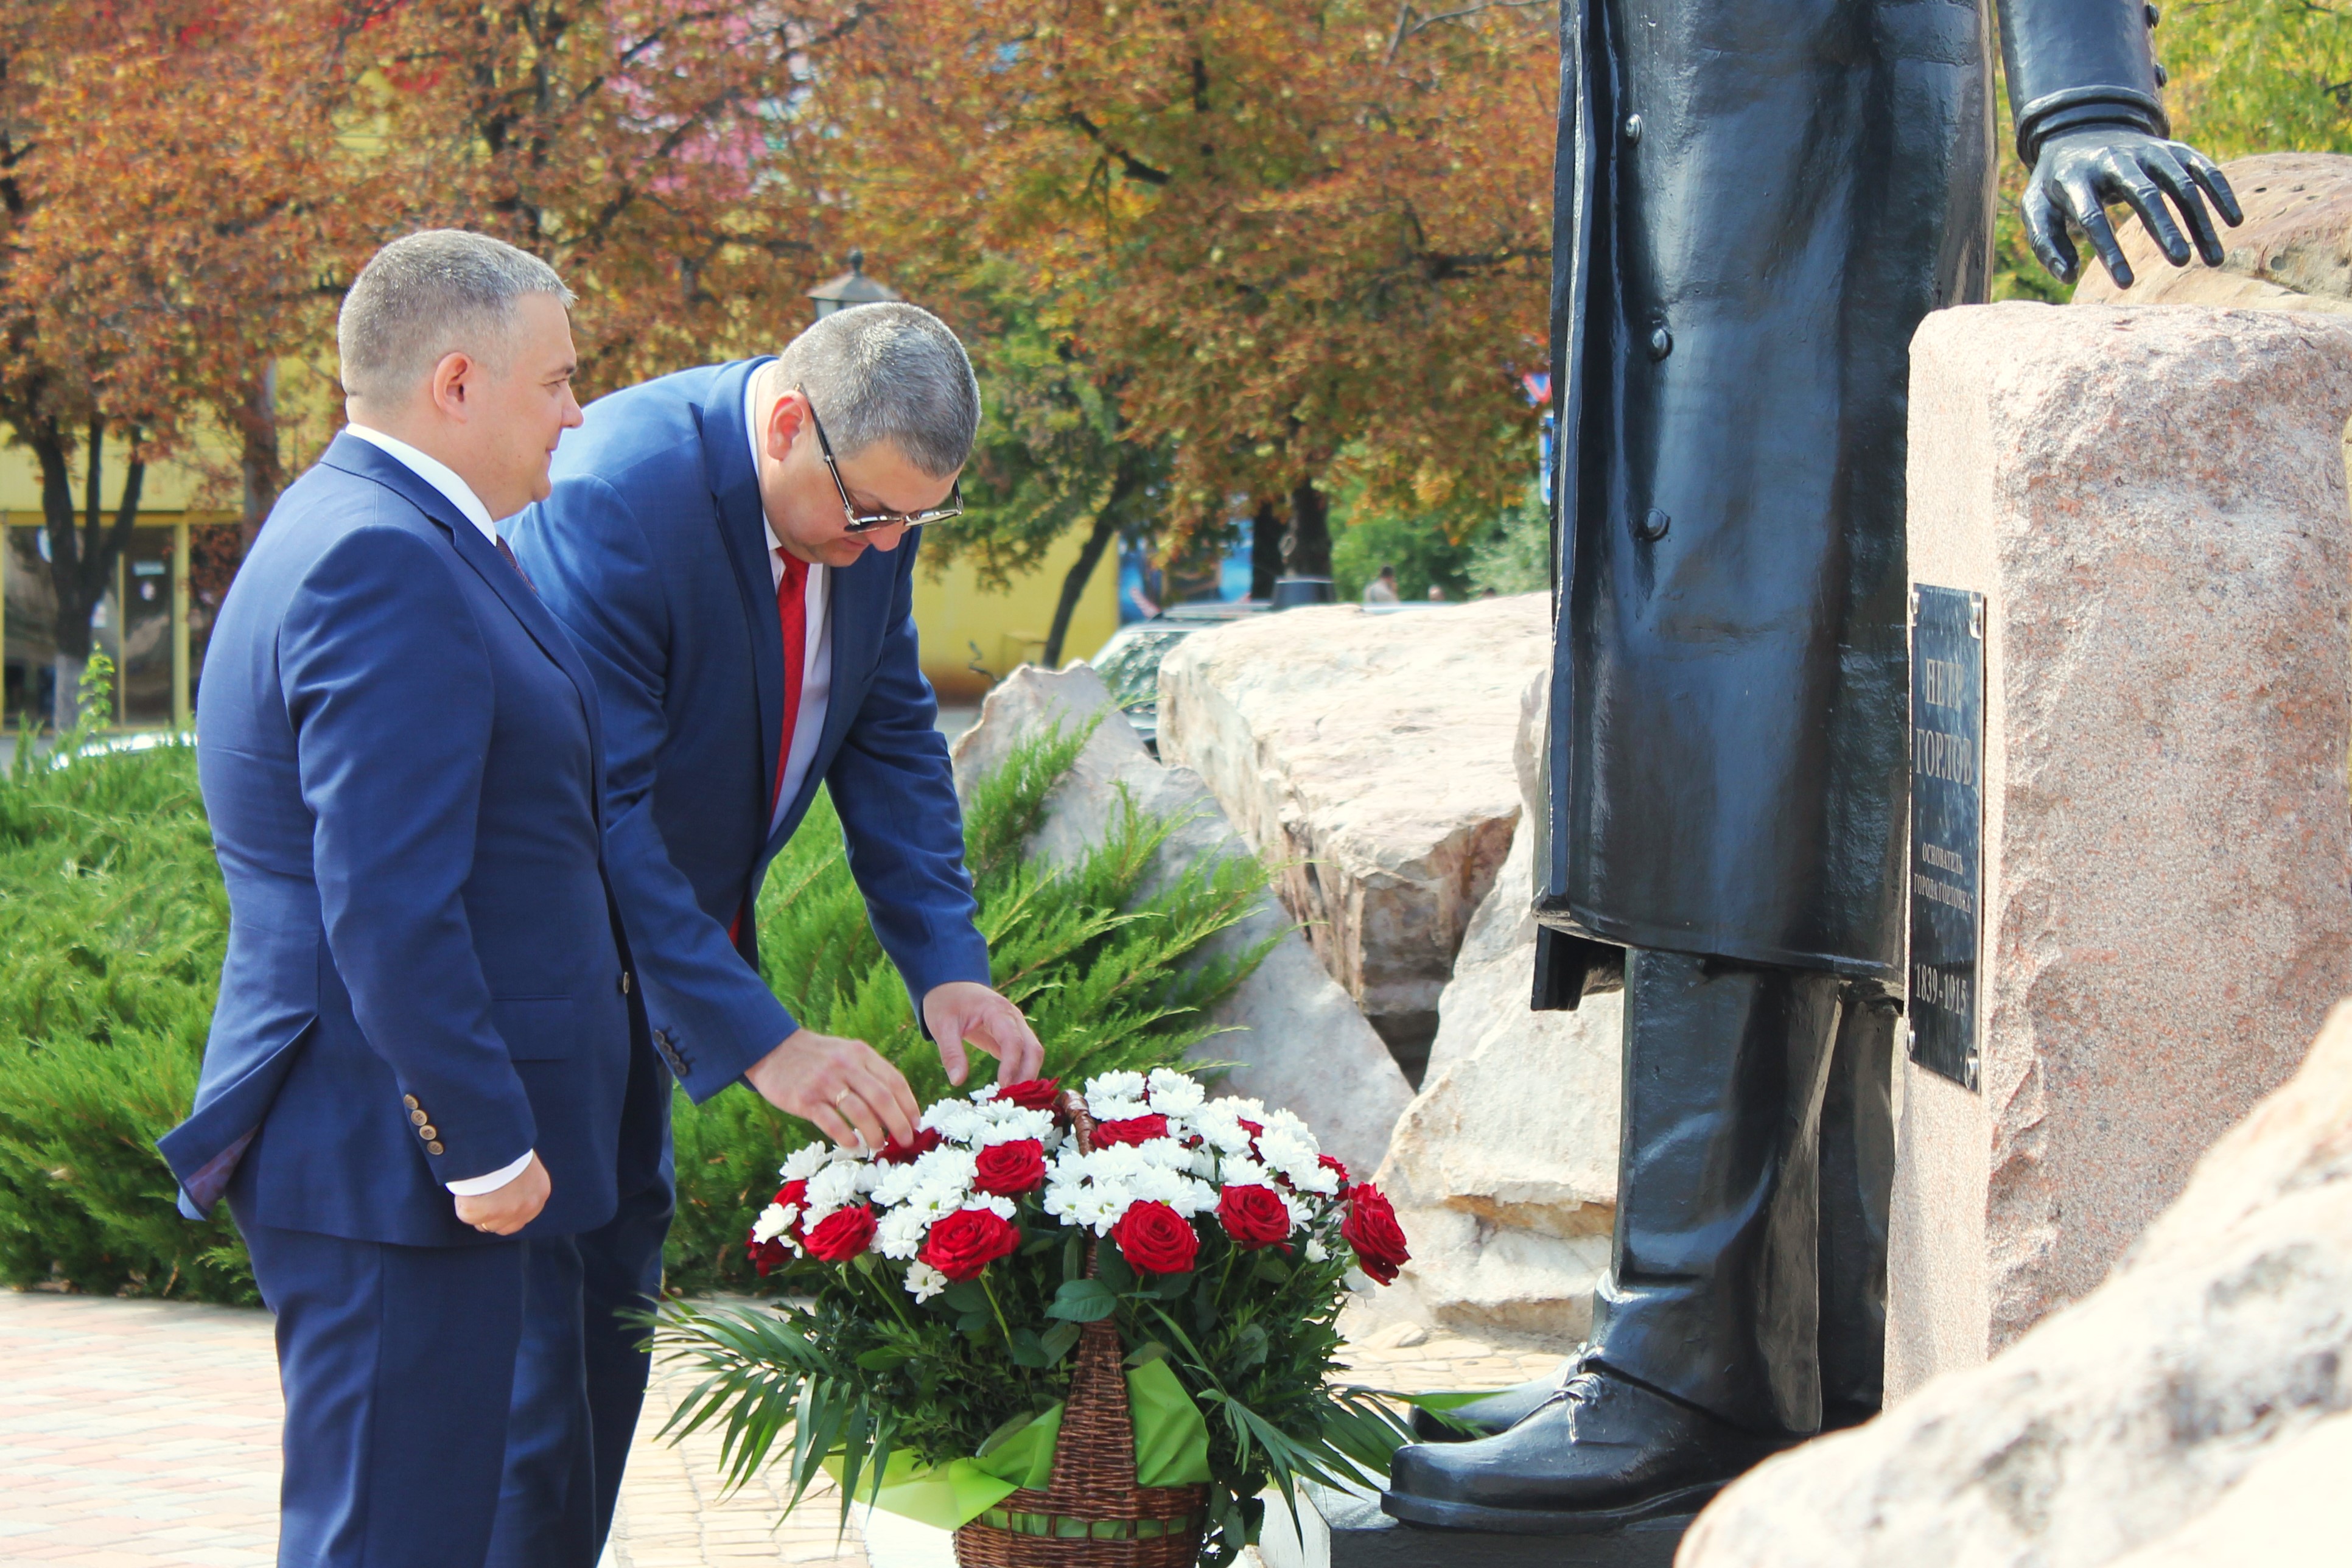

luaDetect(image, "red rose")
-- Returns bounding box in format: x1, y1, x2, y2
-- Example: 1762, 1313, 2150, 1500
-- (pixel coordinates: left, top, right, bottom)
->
878, 1128, 945, 1165
1340, 1183, 1410, 1285
803, 1204, 878, 1262
746, 1178, 814, 1273
973, 1138, 1047, 1196
919, 1206, 1023, 1281
995, 1078, 1062, 1111
1319, 1153, 1351, 1185
1093, 1113, 1171, 1147
1216, 1183, 1293, 1249
1111, 1200, 1200, 1275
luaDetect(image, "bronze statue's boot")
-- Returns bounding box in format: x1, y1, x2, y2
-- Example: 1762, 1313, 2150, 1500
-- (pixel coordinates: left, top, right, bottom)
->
1409, 1358, 1579, 1441
1383, 1365, 1784, 1531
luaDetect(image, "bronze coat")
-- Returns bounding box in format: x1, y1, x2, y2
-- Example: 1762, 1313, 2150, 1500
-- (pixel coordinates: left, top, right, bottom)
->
1535, 0, 2160, 979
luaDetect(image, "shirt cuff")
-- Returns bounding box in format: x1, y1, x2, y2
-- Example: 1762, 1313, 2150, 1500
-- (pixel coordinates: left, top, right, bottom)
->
446, 1150, 534, 1197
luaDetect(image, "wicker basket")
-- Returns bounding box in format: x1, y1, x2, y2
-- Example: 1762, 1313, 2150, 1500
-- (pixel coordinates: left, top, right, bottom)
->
950, 1094, 1209, 1568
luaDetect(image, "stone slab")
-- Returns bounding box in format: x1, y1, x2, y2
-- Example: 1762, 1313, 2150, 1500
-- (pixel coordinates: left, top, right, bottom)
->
951, 665, 1414, 1177
1679, 998, 2352, 1568
1887, 301, 2352, 1399
1256, 1482, 1687, 1568
2074, 152, 2352, 307
1362, 673, 1620, 1349
1156, 595, 1552, 1077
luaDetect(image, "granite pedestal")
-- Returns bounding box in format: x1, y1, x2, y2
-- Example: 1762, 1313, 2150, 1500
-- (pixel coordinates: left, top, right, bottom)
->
1887, 303, 2352, 1400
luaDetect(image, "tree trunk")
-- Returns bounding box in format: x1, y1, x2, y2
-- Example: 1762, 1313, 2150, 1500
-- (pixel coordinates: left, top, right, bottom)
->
236, 363, 281, 553
35, 420, 144, 729
1249, 497, 1281, 599
1044, 509, 1121, 669
1286, 478, 1332, 578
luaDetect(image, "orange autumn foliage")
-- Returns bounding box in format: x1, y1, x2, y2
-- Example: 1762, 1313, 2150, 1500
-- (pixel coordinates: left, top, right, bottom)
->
828, 0, 1557, 562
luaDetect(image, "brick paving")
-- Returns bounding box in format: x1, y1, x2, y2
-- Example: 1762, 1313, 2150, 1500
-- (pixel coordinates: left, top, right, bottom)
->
0, 1289, 1554, 1567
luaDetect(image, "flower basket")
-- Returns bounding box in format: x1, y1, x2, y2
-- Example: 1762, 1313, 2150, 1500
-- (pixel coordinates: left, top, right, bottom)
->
657, 1067, 1419, 1567
953, 1094, 1208, 1567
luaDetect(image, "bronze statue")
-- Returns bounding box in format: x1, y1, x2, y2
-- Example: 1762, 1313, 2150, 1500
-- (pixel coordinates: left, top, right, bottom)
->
1381, 0, 2238, 1533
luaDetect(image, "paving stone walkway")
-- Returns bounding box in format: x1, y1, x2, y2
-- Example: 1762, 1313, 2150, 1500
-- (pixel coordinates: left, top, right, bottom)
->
0, 1289, 1554, 1567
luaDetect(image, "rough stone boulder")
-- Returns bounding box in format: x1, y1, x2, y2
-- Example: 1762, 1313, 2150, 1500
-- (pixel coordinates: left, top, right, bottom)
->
951, 665, 1413, 1177
1678, 997, 2352, 1568
1156, 593, 1552, 1079
1360, 674, 1622, 1349
2073, 152, 2352, 315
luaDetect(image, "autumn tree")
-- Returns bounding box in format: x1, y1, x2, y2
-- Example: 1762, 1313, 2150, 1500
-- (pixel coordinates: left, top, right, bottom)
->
330, 0, 865, 399
831, 0, 1555, 584
0, 1, 341, 725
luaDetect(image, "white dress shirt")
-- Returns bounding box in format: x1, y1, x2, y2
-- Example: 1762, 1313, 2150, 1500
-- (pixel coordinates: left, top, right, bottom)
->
342, 422, 535, 1200
746, 374, 835, 833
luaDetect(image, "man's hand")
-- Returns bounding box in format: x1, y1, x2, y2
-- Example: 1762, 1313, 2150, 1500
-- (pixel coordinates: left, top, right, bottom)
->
2023, 127, 2242, 289
922, 982, 1045, 1088
747, 1029, 923, 1150
453, 1152, 550, 1236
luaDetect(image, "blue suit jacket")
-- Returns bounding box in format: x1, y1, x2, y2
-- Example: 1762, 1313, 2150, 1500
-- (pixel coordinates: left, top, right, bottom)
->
159, 435, 635, 1246
506, 359, 989, 1102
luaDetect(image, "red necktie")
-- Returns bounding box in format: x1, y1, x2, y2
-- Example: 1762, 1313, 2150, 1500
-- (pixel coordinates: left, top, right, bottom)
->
769, 550, 810, 821
733, 551, 809, 945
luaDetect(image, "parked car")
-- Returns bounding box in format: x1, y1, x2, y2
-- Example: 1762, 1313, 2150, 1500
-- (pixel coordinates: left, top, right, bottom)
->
1084, 602, 1267, 756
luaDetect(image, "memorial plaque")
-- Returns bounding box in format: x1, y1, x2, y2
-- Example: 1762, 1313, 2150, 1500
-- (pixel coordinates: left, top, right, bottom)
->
1908, 585, 1983, 1090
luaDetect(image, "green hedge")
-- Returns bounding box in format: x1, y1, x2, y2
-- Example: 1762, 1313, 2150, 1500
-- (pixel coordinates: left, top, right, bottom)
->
0, 705, 1267, 1303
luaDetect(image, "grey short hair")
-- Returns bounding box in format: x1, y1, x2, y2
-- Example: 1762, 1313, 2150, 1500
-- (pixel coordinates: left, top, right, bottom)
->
779, 303, 980, 478
338, 230, 575, 404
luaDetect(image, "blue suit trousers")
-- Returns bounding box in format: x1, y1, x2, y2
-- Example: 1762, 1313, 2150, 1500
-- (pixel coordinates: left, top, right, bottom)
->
486, 1152, 673, 1567
239, 1215, 530, 1568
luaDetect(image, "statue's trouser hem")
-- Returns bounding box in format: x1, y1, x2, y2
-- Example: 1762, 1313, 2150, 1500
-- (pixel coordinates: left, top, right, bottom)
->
1586, 948, 1897, 1435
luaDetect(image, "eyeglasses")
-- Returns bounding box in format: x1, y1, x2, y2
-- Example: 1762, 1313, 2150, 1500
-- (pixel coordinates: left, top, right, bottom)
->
799, 385, 964, 534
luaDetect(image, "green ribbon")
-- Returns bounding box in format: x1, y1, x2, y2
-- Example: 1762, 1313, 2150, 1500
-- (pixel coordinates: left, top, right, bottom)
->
823, 1359, 1213, 1531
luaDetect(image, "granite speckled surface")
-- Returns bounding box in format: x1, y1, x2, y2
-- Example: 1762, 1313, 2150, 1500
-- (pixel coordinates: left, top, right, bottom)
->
1888, 301, 2352, 1397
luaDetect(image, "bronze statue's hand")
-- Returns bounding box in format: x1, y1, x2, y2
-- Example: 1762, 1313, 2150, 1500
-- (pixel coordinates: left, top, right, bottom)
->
2023, 127, 2242, 289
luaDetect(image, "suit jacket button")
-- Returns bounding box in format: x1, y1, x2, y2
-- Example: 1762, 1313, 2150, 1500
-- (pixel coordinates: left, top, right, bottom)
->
620, 971, 632, 995
418, 1125, 438, 1141
403, 1095, 420, 1110
426, 1141, 446, 1156
410, 1110, 429, 1126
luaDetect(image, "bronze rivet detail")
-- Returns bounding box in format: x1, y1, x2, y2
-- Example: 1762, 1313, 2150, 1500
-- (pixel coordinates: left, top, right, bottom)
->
1648, 325, 1673, 360
1636, 508, 1671, 542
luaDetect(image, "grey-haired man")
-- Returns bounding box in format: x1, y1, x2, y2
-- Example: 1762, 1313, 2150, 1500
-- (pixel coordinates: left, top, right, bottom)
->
501, 305, 1042, 1565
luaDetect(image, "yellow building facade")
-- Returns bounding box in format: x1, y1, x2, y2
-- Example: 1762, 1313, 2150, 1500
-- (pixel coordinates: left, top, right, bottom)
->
0, 442, 1113, 727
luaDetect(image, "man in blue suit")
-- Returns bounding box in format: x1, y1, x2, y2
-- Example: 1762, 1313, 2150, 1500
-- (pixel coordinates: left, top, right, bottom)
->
159, 231, 637, 1568
506, 301, 1043, 1561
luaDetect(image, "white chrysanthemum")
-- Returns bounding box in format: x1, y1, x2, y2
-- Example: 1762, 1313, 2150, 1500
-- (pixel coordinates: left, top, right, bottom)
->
1191, 1105, 1257, 1157
970, 1082, 1002, 1104
875, 1205, 933, 1261
1291, 1161, 1343, 1197
803, 1160, 866, 1221
921, 1098, 987, 1143
904, 1260, 950, 1301
1085, 1071, 1148, 1118
1258, 1127, 1322, 1186
908, 1146, 978, 1205
1187, 1144, 1220, 1181
1145, 1068, 1205, 1113
975, 1105, 1055, 1146
751, 1202, 799, 1246
869, 1162, 922, 1208
780, 1142, 834, 1181
1304, 1237, 1329, 1264
967, 1194, 1018, 1221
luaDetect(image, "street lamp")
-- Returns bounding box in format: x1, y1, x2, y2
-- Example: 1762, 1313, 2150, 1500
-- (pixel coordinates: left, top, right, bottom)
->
805, 248, 901, 320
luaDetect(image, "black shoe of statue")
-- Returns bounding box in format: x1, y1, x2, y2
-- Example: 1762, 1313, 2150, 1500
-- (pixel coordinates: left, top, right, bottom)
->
1408, 1359, 1578, 1442
1382, 1366, 1786, 1533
